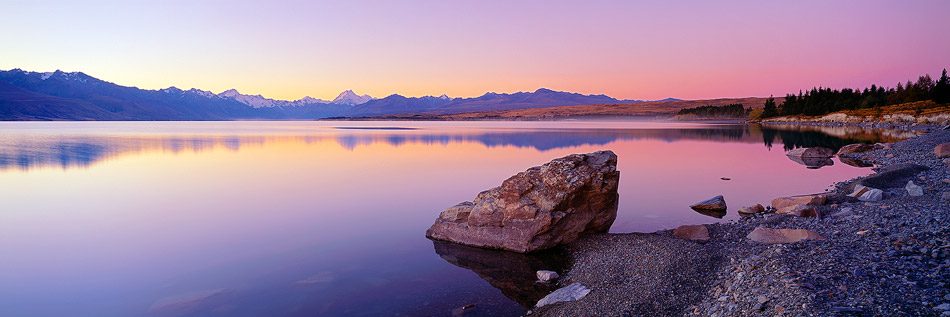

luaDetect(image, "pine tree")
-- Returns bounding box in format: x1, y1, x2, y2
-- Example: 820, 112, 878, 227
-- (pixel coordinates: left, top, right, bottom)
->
934, 68, 949, 104
761, 96, 778, 118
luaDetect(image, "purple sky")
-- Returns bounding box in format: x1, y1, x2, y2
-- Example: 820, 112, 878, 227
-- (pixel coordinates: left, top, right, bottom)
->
2, 0, 948, 101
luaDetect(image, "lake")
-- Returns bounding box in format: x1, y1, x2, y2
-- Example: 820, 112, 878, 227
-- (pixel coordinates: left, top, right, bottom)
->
0, 121, 910, 316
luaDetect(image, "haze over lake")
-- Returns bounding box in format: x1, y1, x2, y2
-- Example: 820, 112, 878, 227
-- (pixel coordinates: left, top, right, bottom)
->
0, 121, 902, 316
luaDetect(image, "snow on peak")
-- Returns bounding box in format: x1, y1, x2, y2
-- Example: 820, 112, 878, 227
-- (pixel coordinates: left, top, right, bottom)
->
39, 72, 54, 80
332, 90, 373, 105
219, 89, 241, 97
439, 94, 450, 100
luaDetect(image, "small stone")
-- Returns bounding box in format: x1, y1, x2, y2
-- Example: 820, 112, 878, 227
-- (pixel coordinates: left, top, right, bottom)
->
536, 270, 559, 282
886, 154, 895, 158
905, 181, 924, 196
942, 179, 950, 184
858, 188, 883, 202
827, 207, 854, 217
854, 268, 868, 277
833, 307, 864, 313
943, 192, 950, 201
721, 177, 731, 180
535, 282, 591, 308
936, 303, 950, 311
756, 296, 768, 303
452, 304, 476, 316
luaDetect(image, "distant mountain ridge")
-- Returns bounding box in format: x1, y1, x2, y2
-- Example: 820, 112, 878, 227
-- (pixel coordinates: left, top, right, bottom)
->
0, 68, 678, 120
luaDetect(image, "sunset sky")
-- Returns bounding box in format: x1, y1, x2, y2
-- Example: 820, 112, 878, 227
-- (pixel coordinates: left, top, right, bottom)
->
2, 0, 948, 101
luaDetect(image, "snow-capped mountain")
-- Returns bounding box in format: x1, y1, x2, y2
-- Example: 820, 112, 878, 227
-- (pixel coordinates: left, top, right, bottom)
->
331, 90, 374, 105
217, 89, 372, 108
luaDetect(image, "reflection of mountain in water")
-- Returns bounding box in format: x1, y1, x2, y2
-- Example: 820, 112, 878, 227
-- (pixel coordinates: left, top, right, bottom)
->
0, 124, 912, 171
431, 240, 567, 309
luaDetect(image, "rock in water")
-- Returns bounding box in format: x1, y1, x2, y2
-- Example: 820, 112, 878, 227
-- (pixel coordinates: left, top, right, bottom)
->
535, 282, 591, 308
786, 147, 834, 158
425, 151, 620, 253
746, 227, 824, 244
836, 143, 876, 156
690, 195, 726, 212
905, 181, 924, 196
536, 270, 559, 282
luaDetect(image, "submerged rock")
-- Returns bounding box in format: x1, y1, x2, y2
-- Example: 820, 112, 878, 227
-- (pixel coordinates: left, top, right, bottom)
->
673, 224, 710, 241
426, 151, 620, 253
839, 157, 874, 167
746, 227, 824, 244
535, 282, 591, 308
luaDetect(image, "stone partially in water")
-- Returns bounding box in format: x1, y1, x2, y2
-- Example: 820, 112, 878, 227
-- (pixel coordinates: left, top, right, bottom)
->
690, 195, 726, 213
737, 204, 765, 216
535, 282, 591, 308
837, 143, 876, 156
771, 194, 827, 210
426, 151, 620, 253
786, 147, 835, 158
536, 270, 559, 282
746, 227, 824, 244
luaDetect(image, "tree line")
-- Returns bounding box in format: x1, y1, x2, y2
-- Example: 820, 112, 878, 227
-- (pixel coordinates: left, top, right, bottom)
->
761, 68, 950, 118
676, 103, 749, 118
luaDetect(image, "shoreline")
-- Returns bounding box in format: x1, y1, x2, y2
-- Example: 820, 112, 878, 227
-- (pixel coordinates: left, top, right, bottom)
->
535, 125, 950, 315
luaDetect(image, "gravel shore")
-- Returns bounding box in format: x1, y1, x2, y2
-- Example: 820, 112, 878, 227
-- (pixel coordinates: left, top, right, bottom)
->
535, 126, 950, 316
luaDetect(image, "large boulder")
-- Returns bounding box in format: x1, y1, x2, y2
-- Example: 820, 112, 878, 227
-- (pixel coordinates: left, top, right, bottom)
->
747, 227, 824, 244
837, 143, 876, 156
859, 163, 930, 189
426, 151, 620, 253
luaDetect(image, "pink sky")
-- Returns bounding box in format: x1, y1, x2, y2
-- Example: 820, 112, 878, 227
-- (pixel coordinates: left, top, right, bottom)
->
2, 0, 948, 101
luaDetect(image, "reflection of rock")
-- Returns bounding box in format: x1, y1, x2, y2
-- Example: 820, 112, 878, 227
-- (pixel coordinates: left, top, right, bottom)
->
432, 240, 566, 309
426, 151, 620, 253
786, 155, 834, 168
839, 157, 873, 167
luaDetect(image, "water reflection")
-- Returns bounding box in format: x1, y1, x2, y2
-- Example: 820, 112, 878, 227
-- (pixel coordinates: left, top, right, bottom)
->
431, 240, 566, 309
0, 122, 915, 171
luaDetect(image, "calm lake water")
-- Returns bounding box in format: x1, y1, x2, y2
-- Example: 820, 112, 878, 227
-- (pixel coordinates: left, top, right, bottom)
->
0, 121, 910, 316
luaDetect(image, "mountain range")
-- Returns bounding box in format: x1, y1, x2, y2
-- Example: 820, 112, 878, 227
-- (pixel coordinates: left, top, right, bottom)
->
0, 69, 678, 120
